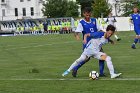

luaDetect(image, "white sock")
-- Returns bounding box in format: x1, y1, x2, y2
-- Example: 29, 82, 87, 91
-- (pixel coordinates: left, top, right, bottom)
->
105, 56, 115, 75
114, 35, 119, 39
67, 55, 86, 72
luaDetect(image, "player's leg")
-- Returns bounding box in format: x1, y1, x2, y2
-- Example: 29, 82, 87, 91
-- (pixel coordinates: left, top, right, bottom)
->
114, 34, 121, 41
99, 60, 105, 77
71, 44, 88, 77
95, 52, 122, 78
114, 26, 121, 41
104, 56, 122, 78
131, 35, 138, 49
98, 48, 105, 77
62, 54, 88, 76
137, 31, 140, 43
131, 29, 140, 49
72, 58, 90, 77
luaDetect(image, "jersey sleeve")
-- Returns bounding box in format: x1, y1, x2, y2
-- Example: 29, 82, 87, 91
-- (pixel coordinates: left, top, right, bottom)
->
90, 32, 104, 39
75, 22, 83, 32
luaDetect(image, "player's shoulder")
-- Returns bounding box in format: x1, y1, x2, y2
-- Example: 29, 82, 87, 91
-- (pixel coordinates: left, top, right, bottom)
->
79, 18, 84, 22
130, 13, 135, 16
91, 18, 96, 21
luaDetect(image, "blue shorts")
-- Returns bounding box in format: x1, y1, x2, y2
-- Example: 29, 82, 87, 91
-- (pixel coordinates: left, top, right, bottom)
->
134, 26, 140, 35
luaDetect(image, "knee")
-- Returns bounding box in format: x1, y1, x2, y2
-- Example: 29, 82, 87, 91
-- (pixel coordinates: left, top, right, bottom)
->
77, 55, 87, 62
106, 56, 111, 61
101, 55, 108, 60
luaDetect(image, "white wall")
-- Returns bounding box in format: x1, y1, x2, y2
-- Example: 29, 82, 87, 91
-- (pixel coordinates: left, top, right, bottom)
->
115, 17, 134, 31
101, 17, 133, 31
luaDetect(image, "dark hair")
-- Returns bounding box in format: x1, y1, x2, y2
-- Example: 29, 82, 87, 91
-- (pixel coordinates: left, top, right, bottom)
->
133, 7, 139, 13
83, 7, 92, 13
106, 25, 116, 32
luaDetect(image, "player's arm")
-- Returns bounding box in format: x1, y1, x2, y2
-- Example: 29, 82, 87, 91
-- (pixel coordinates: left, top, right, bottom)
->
83, 33, 90, 44
129, 18, 133, 24
74, 22, 83, 40
83, 32, 104, 44
129, 14, 133, 24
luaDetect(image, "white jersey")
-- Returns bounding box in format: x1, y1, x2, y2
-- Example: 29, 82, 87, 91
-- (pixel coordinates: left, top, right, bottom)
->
82, 35, 109, 59
85, 36, 108, 52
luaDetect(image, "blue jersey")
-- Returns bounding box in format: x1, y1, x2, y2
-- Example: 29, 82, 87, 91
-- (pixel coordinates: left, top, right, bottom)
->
90, 31, 105, 39
79, 18, 98, 49
130, 13, 140, 35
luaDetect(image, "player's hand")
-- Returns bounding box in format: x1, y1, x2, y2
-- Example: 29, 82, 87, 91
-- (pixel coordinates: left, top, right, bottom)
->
83, 39, 87, 44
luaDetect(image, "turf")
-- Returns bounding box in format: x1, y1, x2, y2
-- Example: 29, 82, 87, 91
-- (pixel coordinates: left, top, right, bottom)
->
0, 31, 140, 93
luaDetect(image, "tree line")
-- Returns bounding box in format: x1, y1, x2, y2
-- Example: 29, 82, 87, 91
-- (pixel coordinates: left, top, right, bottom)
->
42, 0, 140, 18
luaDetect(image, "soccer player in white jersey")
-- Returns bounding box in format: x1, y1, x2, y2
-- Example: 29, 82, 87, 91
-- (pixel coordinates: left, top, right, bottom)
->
62, 25, 122, 78
106, 13, 121, 41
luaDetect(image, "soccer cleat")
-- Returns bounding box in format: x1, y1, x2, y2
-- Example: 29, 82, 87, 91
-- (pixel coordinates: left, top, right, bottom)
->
62, 70, 69, 76
99, 74, 106, 77
131, 44, 136, 49
117, 38, 121, 41
72, 69, 77, 77
111, 73, 122, 79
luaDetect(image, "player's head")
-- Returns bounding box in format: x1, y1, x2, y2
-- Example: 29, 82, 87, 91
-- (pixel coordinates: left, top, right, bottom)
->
133, 7, 139, 13
83, 7, 92, 21
105, 25, 116, 38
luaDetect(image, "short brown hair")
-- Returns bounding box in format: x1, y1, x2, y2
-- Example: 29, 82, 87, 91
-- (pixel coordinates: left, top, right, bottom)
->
106, 25, 116, 32
83, 7, 92, 13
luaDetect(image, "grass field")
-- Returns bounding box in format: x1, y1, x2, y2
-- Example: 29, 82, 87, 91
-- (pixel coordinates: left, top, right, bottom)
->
0, 31, 140, 93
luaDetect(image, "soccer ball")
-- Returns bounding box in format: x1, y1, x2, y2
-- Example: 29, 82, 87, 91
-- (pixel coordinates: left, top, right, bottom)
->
89, 71, 99, 80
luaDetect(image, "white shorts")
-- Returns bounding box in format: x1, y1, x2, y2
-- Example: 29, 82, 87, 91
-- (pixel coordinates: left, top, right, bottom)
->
82, 48, 106, 60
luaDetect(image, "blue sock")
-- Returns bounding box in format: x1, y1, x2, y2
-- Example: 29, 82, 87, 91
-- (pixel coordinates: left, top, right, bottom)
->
73, 61, 86, 71
99, 60, 105, 75
134, 38, 138, 44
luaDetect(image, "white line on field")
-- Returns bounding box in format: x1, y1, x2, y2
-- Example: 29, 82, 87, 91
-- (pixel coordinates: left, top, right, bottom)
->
1, 41, 78, 51
0, 78, 140, 81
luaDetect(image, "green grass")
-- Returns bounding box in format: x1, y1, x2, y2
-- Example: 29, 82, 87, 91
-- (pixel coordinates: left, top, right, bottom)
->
0, 31, 140, 93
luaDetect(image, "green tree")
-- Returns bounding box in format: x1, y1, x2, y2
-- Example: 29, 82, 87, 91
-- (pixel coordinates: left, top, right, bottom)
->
76, 0, 94, 11
92, 0, 111, 18
121, 0, 140, 16
65, 1, 79, 17
42, 0, 79, 18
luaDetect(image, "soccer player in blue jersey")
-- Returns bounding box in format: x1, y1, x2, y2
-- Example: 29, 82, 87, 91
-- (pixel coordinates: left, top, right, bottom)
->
62, 25, 122, 78
71, 7, 105, 77
130, 7, 140, 49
